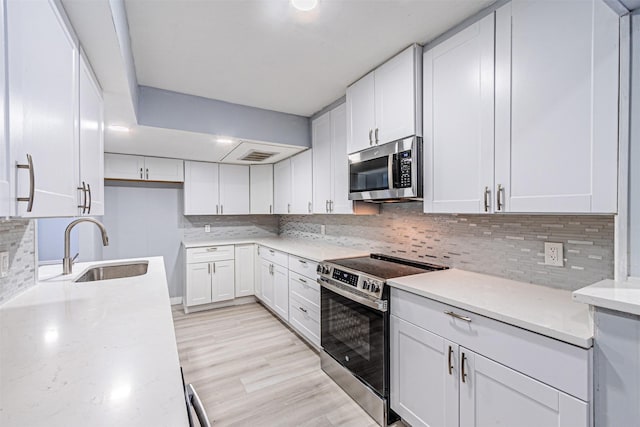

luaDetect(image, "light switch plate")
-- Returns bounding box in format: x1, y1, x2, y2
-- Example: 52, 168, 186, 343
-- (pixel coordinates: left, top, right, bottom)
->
0, 251, 9, 278
204, 225, 211, 233
544, 242, 564, 267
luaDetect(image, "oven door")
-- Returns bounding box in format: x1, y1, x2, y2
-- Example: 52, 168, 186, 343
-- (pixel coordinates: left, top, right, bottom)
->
320, 281, 386, 396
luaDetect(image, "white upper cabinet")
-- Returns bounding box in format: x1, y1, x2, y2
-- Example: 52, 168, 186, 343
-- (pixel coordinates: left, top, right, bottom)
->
423, 14, 495, 214
105, 154, 183, 183
273, 158, 291, 214
250, 164, 273, 214
291, 149, 313, 214
0, 0, 9, 217
313, 104, 352, 214
78, 52, 104, 216
219, 164, 250, 215
346, 72, 376, 154
495, 0, 619, 213
9, 0, 80, 217
347, 44, 422, 154
184, 161, 219, 215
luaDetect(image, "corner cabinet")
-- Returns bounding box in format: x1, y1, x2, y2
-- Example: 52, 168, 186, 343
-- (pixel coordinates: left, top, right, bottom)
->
256, 246, 289, 321
390, 288, 591, 427
347, 44, 422, 154
424, 0, 619, 215
312, 103, 353, 214
250, 164, 274, 214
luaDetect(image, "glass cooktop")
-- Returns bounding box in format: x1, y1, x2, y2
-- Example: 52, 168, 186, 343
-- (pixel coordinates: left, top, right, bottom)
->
326, 254, 448, 280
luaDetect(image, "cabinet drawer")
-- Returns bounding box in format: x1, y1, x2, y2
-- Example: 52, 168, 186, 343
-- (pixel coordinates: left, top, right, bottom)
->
258, 246, 288, 267
289, 293, 320, 347
391, 288, 591, 401
289, 272, 320, 308
186, 245, 235, 263
288, 255, 319, 280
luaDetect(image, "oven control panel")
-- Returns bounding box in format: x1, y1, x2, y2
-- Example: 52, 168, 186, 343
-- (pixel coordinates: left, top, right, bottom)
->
318, 263, 384, 298
332, 269, 358, 287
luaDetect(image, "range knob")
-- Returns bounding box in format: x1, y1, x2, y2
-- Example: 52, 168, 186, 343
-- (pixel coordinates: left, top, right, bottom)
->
370, 283, 380, 293
362, 280, 370, 290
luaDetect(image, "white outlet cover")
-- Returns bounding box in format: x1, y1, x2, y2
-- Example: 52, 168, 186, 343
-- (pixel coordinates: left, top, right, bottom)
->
544, 242, 564, 267
0, 251, 8, 278
205, 225, 211, 233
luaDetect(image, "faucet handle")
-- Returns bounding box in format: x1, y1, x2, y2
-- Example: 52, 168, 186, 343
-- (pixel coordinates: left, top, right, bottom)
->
71, 253, 79, 264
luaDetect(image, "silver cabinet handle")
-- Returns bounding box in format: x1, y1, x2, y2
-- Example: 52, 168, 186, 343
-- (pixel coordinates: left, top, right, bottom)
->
216, 205, 219, 215
77, 181, 87, 214
369, 129, 373, 146
287, 203, 291, 214
16, 154, 35, 212
496, 184, 503, 211
448, 345, 454, 375
208, 263, 211, 274
221, 205, 224, 215
483, 186, 490, 212
330, 200, 334, 212
326, 200, 329, 213
461, 352, 468, 383
145, 168, 149, 180
299, 306, 308, 313
206, 247, 218, 252
269, 204, 272, 214
139, 167, 143, 179
308, 201, 312, 213
298, 277, 307, 284
86, 183, 92, 214
213, 263, 216, 274
186, 384, 212, 427
445, 311, 472, 322
375, 128, 379, 144
298, 259, 307, 265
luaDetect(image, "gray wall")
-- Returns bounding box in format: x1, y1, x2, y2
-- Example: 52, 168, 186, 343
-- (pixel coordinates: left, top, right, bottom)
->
0, 220, 35, 303
138, 86, 311, 148
281, 203, 615, 291
629, 11, 640, 276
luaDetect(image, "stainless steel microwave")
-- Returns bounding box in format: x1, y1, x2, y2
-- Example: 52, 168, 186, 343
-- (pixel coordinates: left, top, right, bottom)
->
348, 136, 422, 202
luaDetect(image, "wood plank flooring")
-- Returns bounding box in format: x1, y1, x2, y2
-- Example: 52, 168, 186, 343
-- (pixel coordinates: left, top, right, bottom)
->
172, 302, 382, 427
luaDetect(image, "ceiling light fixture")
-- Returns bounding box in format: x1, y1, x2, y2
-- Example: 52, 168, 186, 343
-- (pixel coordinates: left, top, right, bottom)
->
216, 137, 234, 144
291, 0, 318, 12
108, 125, 130, 133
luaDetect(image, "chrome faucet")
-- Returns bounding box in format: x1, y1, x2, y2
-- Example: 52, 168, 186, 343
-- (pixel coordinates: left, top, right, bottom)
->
63, 218, 110, 275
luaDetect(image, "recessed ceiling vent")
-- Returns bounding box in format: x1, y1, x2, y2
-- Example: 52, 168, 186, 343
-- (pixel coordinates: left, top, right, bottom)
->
239, 150, 277, 162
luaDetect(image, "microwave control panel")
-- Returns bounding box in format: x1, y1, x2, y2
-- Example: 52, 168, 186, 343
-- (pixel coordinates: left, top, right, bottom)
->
397, 150, 412, 188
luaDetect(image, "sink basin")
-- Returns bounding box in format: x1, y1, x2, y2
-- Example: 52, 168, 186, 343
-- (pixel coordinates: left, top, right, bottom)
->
74, 261, 149, 283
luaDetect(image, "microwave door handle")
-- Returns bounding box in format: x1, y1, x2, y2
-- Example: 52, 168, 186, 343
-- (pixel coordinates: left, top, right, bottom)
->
388, 154, 395, 190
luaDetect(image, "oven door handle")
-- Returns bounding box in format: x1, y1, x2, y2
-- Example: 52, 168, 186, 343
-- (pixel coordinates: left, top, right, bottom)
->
318, 278, 387, 312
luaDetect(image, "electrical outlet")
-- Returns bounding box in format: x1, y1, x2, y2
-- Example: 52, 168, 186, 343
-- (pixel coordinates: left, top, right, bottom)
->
0, 251, 8, 278
204, 225, 211, 233
320, 225, 326, 235
544, 242, 564, 267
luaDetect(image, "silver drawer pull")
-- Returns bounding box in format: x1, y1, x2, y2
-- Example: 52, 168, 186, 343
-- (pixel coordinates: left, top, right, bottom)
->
269, 249, 275, 254
298, 278, 307, 284
298, 259, 307, 265
299, 306, 307, 313
206, 248, 218, 252
444, 311, 471, 322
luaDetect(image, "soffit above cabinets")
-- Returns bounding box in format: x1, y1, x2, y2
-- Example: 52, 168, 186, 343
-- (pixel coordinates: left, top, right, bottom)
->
220, 141, 306, 165
124, 0, 494, 116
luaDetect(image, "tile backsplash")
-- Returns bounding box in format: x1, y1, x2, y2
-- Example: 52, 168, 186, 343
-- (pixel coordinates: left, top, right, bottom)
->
280, 203, 614, 291
182, 214, 279, 241
0, 219, 35, 303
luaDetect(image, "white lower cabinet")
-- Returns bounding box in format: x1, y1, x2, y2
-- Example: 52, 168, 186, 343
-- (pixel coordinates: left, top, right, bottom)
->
391, 288, 590, 427
272, 263, 289, 321
184, 246, 236, 308
234, 245, 255, 297
185, 262, 212, 306
260, 258, 274, 306
211, 260, 235, 302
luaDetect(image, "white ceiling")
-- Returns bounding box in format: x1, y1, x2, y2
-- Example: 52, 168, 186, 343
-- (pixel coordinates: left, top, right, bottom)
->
124, 0, 495, 116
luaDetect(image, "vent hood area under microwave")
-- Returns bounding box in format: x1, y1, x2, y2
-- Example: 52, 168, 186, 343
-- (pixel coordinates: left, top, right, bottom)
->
348, 136, 423, 203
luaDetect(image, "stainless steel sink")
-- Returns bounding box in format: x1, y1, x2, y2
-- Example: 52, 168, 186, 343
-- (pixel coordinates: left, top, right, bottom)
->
74, 261, 149, 283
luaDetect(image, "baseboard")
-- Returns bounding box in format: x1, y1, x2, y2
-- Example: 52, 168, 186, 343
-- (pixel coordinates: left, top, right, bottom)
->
170, 297, 183, 305
183, 296, 256, 313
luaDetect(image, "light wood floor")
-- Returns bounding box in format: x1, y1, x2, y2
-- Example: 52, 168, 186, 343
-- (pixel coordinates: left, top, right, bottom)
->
172, 302, 384, 427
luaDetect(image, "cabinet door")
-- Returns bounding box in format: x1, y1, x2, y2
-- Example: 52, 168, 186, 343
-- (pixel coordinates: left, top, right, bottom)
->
459, 350, 588, 427
254, 245, 262, 299
273, 159, 291, 214
272, 263, 289, 321
9, 0, 79, 217
250, 164, 273, 214
211, 260, 235, 303
329, 103, 353, 214
144, 157, 184, 182
219, 164, 249, 215
78, 53, 104, 216
260, 259, 274, 307
346, 71, 376, 154
0, 0, 9, 217
423, 14, 495, 214
184, 161, 219, 215
391, 315, 458, 427
495, 0, 619, 213
312, 111, 332, 214
104, 153, 144, 180
235, 245, 254, 297
291, 150, 313, 214
374, 45, 420, 145
185, 262, 212, 306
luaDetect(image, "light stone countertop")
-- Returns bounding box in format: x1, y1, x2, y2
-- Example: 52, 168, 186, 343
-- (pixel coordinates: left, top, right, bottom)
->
183, 236, 369, 262
0, 257, 189, 427
573, 277, 640, 316
388, 268, 594, 348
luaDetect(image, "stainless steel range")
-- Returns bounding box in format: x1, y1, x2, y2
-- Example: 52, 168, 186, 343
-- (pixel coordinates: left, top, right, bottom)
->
317, 254, 448, 426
